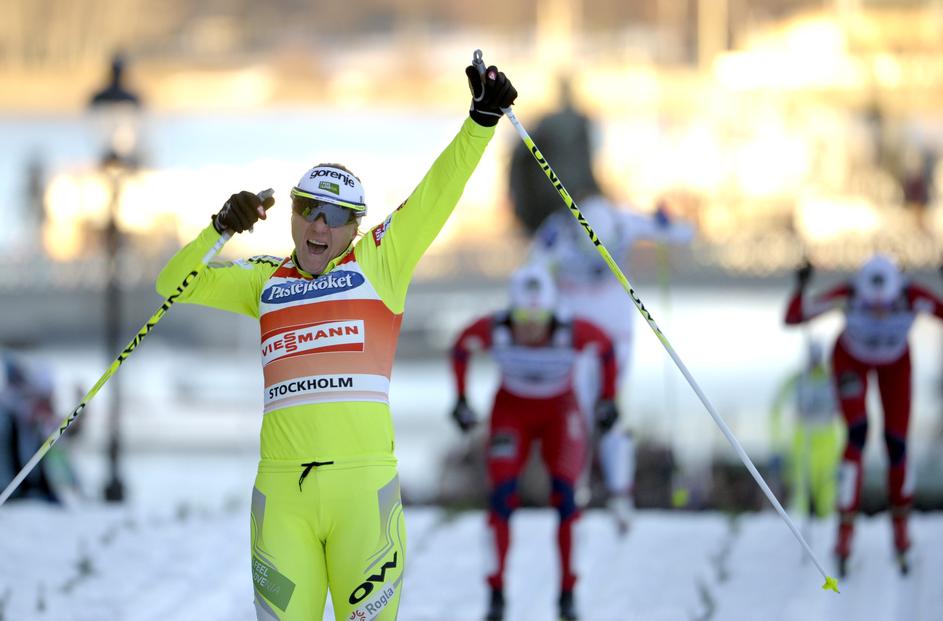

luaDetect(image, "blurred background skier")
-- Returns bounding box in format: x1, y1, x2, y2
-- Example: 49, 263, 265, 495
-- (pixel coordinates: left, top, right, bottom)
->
768, 340, 842, 520
529, 196, 695, 532
508, 75, 696, 531
449, 264, 618, 621
784, 254, 943, 575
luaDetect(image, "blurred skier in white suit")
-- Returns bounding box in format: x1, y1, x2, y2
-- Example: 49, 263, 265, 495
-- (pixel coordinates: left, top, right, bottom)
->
530, 195, 695, 531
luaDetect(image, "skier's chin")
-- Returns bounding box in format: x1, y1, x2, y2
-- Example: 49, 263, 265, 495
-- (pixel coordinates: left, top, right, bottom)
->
299, 248, 331, 275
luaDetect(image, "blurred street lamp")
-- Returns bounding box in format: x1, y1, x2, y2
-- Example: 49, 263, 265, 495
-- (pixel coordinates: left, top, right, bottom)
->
88, 53, 142, 503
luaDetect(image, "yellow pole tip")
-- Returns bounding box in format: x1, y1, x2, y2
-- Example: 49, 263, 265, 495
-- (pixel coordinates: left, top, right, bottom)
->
822, 576, 840, 593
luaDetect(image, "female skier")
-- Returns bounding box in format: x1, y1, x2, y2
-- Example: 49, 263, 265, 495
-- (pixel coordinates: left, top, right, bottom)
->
157, 62, 517, 620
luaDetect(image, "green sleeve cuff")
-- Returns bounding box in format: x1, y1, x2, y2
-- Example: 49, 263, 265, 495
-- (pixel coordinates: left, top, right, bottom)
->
463, 116, 498, 139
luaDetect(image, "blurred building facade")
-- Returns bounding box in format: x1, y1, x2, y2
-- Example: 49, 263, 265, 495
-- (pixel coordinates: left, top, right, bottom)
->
3, 0, 943, 346
3, 1, 943, 274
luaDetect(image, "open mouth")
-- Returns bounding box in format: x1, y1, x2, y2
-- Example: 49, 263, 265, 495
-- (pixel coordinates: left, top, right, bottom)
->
306, 240, 329, 254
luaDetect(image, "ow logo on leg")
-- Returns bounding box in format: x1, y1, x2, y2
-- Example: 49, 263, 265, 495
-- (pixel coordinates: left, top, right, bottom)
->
349, 552, 398, 605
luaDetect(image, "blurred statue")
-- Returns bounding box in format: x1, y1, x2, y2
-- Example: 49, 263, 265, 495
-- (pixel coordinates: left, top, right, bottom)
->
508, 76, 600, 235
769, 340, 842, 520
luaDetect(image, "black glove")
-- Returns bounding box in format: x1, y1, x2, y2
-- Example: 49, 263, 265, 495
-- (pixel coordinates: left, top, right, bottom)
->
594, 400, 620, 432
214, 190, 274, 234
465, 64, 517, 127
451, 396, 477, 433
796, 260, 814, 289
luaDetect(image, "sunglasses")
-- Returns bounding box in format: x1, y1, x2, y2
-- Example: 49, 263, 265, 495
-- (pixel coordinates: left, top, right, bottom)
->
291, 195, 362, 228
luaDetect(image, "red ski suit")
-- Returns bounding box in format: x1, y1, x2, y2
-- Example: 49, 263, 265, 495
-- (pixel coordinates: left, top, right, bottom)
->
785, 280, 943, 553
451, 311, 616, 592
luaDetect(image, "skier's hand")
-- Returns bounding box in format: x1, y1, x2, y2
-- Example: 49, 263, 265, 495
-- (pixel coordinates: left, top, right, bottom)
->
214, 190, 274, 234
465, 64, 517, 127
594, 399, 620, 432
451, 396, 477, 433
796, 259, 814, 289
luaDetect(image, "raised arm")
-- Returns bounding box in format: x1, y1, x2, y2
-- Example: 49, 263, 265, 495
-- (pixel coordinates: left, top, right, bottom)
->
355, 64, 517, 314
783, 262, 849, 325
784, 284, 849, 325
358, 119, 493, 306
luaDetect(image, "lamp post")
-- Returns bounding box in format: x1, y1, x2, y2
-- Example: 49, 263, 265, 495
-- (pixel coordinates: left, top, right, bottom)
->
88, 53, 142, 503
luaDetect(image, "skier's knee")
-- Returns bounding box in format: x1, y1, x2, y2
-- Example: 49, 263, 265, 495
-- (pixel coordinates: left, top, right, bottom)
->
489, 479, 518, 521
884, 432, 907, 466
846, 419, 868, 452
550, 477, 578, 521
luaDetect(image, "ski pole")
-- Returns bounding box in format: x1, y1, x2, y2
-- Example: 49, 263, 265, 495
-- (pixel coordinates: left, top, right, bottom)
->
0, 188, 274, 507
473, 49, 838, 593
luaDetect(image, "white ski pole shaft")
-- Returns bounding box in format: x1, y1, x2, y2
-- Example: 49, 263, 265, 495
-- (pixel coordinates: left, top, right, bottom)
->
473, 48, 838, 593
0, 189, 273, 507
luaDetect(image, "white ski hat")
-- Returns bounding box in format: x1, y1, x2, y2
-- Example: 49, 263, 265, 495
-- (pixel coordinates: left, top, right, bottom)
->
855, 254, 902, 305
291, 164, 367, 212
509, 264, 557, 311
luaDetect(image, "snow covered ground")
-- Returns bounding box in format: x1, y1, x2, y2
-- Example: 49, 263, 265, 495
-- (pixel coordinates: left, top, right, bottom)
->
1, 497, 940, 621
3, 289, 942, 620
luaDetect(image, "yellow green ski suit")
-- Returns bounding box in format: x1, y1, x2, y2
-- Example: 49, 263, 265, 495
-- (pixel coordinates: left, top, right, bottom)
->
156, 118, 495, 620
770, 364, 842, 519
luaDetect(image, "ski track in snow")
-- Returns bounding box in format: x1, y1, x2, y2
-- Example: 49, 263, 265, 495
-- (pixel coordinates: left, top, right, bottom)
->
2, 502, 941, 621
